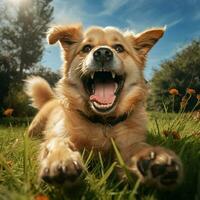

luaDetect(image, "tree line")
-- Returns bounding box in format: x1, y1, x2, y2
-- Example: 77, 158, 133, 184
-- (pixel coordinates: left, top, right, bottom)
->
0, 0, 199, 117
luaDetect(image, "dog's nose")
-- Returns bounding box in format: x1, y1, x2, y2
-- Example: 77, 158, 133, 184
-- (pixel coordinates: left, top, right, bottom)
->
93, 48, 113, 64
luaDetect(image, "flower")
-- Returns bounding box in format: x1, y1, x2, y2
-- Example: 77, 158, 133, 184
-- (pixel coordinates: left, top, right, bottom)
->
3, 108, 14, 117
169, 88, 179, 96
6, 160, 13, 167
186, 88, 196, 95
163, 130, 180, 140
35, 194, 49, 200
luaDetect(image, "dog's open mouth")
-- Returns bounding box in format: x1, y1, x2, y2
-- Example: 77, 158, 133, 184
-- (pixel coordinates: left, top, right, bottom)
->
82, 71, 125, 112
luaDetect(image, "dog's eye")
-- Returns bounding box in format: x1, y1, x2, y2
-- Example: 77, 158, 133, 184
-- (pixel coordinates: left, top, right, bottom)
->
114, 44, 124, 53
82, 45, 93, 53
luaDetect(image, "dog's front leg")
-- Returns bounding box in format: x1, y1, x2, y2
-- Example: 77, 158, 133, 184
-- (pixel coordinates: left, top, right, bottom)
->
117, 143, 183, 189
39, 136, 83, 185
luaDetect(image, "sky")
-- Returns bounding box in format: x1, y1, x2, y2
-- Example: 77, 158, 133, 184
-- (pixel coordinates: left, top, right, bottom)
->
41, 0, 200, 80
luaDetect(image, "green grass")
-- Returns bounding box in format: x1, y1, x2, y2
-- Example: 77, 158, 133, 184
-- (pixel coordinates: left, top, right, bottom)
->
0, 112, 200, 200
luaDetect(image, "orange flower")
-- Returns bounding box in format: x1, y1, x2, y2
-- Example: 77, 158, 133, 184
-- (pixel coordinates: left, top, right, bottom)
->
187, 88, 196, 95
163, 130, 181, 140
7, 160, 13, 167
35, 194, 49, 200
169, 88, 179, 95
0, 160, 13, 170
197, 94, 200, 100
3, 108, 14, 117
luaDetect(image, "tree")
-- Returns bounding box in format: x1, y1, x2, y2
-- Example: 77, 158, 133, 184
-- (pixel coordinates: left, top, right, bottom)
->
28, 64, 60, 86
0, 0, 54, 116
0, 55, 12, 106
148, 40, 200, 112
0, 0, 53, 78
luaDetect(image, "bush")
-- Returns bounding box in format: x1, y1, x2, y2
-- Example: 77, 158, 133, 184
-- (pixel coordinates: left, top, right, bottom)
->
0, 117, 32, 126
0, 66, 60, 117
148, 40, 200, 112
2, 83, 36, 117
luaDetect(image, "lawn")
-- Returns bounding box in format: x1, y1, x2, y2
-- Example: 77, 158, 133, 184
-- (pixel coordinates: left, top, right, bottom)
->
0, 112, 200, 200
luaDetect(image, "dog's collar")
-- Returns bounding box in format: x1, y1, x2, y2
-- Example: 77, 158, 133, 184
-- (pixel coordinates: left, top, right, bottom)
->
78, 110, 128, 126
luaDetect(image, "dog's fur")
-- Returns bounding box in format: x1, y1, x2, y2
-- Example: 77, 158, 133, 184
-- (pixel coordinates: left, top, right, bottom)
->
25, 24, 182, 189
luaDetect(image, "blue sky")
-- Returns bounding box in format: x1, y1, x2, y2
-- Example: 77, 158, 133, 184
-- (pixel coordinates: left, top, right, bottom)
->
41, 0, 200, 80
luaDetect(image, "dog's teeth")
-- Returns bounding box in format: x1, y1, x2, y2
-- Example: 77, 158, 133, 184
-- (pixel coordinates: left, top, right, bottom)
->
91, 72, 94, 79
112, 72, 115, 79
93, 102, 112, 109
92, 86, 95, 94
114, 83, 118, 92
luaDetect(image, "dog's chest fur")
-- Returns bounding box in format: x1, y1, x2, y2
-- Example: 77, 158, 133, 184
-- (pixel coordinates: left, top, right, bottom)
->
63, 108, 147, 154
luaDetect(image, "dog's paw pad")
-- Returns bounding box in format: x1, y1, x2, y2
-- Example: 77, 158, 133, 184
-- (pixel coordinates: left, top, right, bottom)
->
133, 148, 183, 188
40, 155, 83, 184
137, 158, 151, 176
160, 170, 179, 185
150, 163, 167, 177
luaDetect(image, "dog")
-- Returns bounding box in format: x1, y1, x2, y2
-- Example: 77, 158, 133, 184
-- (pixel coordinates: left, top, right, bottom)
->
25, 23, 183, 189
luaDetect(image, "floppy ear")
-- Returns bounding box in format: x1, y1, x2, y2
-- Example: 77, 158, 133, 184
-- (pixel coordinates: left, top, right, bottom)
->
47, 24, 83, 47
133, 27, 165, 56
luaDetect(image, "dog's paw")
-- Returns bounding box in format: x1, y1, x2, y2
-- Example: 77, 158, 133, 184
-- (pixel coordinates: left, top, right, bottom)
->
130, 147, 183, 189
39, 150, 83, 185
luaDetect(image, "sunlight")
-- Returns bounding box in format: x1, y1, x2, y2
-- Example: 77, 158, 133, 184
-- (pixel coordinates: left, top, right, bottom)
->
7, 0, 28, 6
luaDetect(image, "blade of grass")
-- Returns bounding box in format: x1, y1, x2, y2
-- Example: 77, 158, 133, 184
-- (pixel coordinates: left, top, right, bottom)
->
98, 152, 104, 176
129, 179, 140, 200
0, 154, 22, 186
23, 131, 30, 192
111, 138, 134, 182
96, 161, 116, 187
84, 149, 94, 168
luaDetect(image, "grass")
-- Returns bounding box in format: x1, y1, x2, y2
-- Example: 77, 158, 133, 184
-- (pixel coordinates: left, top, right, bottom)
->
0, 112, 200, 200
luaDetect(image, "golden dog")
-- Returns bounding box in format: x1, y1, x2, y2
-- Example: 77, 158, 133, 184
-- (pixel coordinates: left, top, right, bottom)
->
25, 24, 182, 188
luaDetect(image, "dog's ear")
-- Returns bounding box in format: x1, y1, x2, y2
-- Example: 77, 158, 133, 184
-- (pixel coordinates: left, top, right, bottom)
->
132, 27, 165, 56
47, 24, 83, 47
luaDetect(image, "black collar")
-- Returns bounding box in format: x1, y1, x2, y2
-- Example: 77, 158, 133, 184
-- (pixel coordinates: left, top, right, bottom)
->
78, 110, 128, 126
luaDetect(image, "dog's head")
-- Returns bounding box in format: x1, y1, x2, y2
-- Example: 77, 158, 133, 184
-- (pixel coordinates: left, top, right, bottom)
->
47, 24, 165, 117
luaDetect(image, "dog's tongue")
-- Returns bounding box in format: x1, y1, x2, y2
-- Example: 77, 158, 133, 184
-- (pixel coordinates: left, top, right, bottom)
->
90, 81, 116, 105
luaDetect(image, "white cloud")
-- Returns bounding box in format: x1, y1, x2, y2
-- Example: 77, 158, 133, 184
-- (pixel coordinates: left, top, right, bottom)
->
126, 14, 183, 34
51, 0, 87, 24
98, 0, 129, 16
125, 17, 156, 33
167, 18, 183, 28
171, 41, 191, 55
125, 9, 182, 33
